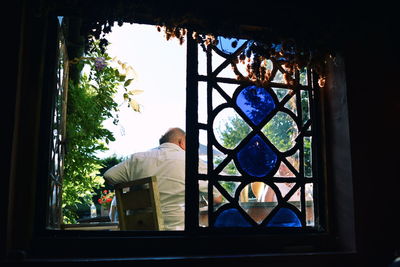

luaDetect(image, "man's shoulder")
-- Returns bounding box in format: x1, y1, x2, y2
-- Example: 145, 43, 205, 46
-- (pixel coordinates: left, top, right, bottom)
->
129, 144, 184, 161
130, 148, 161, 159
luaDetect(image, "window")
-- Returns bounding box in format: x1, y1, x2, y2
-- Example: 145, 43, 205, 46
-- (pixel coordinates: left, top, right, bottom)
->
190, 35, 323, 230
48, 22, 325, 233
16, 3, 354, 260
49, 21, 189, 228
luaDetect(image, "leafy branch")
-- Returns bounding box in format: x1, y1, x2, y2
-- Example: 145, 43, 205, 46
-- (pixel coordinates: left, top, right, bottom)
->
62, 40, 141, 223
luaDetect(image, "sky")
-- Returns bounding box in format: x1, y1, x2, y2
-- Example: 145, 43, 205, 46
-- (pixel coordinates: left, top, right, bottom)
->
97, 23, 188, 158
96, 23, 242, 159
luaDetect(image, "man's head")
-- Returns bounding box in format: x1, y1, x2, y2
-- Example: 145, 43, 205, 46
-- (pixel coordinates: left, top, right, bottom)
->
159, 127, 186, 150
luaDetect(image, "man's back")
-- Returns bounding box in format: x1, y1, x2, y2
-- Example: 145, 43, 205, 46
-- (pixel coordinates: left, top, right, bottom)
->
104, 142, 186, 230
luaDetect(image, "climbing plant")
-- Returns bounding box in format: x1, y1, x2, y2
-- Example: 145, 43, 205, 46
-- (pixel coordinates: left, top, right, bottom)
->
62, 40, 141, 223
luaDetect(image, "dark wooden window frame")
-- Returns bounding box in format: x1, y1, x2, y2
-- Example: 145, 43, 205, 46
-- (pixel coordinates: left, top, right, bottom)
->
7, 5, 356, 263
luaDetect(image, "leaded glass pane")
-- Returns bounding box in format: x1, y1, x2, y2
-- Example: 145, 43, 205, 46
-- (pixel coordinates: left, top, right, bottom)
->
194, 34, 319, 230
236, 134, 277, 177
216, 36, 247, 55
236, 86, 276, 126
262, 111, 298, 152
213, 108, 251, 149
198, 81, 207, 124
266, 207, 301, 227
304, 136, 313, 177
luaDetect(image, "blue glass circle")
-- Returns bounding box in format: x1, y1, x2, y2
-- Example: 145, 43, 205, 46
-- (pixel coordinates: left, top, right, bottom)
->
214, 208, 252, 227
266, 207, 301, 227
236, 85, 276, 126
216, 37, 247, 54
236, 134, 277, 177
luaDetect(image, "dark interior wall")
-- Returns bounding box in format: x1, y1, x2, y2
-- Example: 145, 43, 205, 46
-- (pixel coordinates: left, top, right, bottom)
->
343, 14, 399, 265
1, 0, 23, 261
1, 1, 398, 266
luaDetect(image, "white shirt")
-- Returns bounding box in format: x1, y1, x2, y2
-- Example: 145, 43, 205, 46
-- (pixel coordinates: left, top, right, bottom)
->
104, 142, 209, 230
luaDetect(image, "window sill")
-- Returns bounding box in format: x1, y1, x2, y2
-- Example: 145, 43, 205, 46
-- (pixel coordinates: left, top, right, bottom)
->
7, 251, 357, 266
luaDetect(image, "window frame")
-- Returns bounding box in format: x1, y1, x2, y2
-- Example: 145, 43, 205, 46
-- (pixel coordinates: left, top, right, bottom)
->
8, 5, 356, 261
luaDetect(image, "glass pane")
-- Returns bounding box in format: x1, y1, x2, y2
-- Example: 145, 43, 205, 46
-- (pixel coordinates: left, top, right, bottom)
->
305, 183, 314, 226
236, 85, 276, 126
299, 67, 308, 86
213, 109, 251, 149
212, 86, 228, 109
275, 161, 296, 177
216, 159, 240, 176
266, 207, 301, 227
199, 180, 209, 227
198, 43, 207, 75
284, 93, 297, 116
212, 145, 224, 159
236, 134, 278, 177
216, 36, 247, 55
304, 137, 313, 177
244, 203, 270, 224
198, 81, 207, 124
217, 82, 238, 99
301, 90, 310, 125
218, 181, 240, 201
250, 182, 267, 202
214, 207, 252, 227
272, 69, 285, 83
287, 187, 302, 211
287, 151, 300, 173
213, 50, 237, 78
238, 183, 250, 203
199, 129, 208, 174
262, 111, 298, 152
272, 87, 288, 103
238, 183, 279, 224
266, 182, 300, 202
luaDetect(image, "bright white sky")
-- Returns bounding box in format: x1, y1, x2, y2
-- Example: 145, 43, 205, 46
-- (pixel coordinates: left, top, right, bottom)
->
97, 23, 240, 159
97, 23, 188, 158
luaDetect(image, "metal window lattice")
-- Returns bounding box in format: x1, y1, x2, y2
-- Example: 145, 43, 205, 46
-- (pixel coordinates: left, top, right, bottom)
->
195, 37, 318, 229
47, 20, 69, 229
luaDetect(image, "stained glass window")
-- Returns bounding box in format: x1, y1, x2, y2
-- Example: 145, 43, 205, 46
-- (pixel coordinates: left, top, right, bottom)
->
196, 36, 319, 229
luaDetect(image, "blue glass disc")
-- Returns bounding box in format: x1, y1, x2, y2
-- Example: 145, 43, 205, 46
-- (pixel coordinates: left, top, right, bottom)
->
236, 134, 277, 177
216, 37, 247, 54
266, 207, 301, 227
236, 86, 276, 126
214, 208, 252, 227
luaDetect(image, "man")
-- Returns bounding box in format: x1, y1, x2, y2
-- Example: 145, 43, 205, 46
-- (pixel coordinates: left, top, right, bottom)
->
104, 127, 221, 230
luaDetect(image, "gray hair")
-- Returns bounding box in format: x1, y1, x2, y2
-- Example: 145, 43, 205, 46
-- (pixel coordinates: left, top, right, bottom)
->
159, 127, 186, 145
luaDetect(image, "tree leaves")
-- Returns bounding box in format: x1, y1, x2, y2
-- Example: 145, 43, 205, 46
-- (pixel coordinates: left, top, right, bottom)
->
128, 99, 141, 112
123, 78, 133, 87
128, 89, 144, 95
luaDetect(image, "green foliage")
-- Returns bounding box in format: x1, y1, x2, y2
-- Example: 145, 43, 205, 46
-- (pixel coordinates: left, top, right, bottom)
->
62, 41, 138, 223
91, 155, 126, 204
98, 154, 127, 176
217, 115, 251, 149
262, 112, 296, 152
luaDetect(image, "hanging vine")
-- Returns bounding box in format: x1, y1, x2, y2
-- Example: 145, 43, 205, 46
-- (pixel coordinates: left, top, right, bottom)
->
81, 17, 329, 88
53, 0, 332, 88
154, 24, 328, 88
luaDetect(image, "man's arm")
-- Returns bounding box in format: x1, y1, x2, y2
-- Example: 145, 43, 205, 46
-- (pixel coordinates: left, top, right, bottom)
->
104, 159, 130, 185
